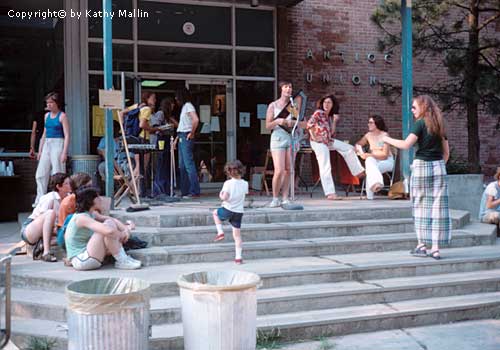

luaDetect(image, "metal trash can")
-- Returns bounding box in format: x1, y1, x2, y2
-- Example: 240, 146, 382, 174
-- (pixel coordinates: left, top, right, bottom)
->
71, 155, 100, 184
177, 270, 261, 350
66, 278, 150, 350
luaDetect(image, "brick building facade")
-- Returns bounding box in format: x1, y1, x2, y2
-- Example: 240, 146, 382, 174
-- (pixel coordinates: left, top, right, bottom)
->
278, 0, 499, 176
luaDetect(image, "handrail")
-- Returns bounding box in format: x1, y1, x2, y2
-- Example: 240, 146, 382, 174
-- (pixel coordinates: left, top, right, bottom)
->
0, 255, 11, 349
0, 129, 31, 133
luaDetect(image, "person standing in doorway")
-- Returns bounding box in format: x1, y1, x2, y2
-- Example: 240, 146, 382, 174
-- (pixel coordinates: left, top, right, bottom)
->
151, 97, 178, 197
383, 95, 451, 260
176, 88, 200, 198
34, 92, 70, 206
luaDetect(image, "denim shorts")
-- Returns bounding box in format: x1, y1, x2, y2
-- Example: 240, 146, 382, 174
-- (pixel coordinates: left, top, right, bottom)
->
20, 218, 35, 245
270, 129, 291, 151
216, 207, 243, 229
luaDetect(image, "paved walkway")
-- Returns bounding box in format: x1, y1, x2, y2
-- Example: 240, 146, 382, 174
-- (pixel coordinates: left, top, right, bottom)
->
278, 319, 500, 350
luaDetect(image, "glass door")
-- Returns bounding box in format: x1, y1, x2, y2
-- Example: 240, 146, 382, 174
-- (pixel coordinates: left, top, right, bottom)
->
186, 80, 231, 182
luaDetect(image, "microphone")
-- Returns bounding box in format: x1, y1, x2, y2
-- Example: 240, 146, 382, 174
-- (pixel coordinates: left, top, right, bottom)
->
289, 97, 295, 108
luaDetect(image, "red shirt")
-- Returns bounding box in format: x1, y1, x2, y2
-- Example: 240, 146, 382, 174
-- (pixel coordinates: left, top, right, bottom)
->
307, 109, 333, 145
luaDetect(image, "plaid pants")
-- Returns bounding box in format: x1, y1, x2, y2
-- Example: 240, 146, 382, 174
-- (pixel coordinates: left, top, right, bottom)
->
411, 159, 452, 246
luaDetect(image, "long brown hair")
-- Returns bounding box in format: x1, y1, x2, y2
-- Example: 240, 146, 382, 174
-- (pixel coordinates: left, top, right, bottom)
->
316, 94, 338, 117
413, 95, 446, 138
160, 97, 175, 118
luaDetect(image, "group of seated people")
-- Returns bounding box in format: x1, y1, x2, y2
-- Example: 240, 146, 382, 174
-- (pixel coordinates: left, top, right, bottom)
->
21, 172, 142, 270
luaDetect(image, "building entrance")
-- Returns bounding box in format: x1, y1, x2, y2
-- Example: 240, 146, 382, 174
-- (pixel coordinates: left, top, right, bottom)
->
126, 76, 233, 183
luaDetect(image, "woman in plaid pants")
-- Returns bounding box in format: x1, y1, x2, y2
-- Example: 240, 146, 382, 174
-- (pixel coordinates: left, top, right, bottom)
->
383, 95, 451, 260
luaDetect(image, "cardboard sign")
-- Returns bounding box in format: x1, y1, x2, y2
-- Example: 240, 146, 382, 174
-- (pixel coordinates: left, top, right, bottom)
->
99, 89, 123, 109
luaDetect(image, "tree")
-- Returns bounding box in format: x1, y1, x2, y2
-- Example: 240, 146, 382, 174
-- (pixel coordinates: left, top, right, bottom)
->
372, 0, 500, 173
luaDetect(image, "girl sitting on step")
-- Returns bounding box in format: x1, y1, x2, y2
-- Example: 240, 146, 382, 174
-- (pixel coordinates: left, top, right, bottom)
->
65, 187, 141, 270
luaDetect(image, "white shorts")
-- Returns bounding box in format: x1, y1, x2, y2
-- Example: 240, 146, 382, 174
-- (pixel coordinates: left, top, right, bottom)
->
71, 250, 102, 271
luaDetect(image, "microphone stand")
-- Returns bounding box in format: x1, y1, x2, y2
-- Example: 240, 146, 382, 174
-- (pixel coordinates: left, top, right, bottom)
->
282, 98, 304, 211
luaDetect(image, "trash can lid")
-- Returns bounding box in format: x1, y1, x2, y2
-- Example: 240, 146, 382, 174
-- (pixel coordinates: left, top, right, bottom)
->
177, 270, 261, 292
66, 278, 151, 314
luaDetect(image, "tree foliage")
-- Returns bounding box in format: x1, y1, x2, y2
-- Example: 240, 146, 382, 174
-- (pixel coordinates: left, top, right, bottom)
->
371, 0, 500, 172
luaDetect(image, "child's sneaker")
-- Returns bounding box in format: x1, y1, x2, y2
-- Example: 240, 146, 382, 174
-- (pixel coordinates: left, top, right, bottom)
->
234, 258, 243, 265
213, 233, 225, 242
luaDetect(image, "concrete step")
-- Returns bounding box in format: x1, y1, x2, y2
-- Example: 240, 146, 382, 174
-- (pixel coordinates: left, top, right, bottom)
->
12, 292, 500, 350
10, 243, 500, 297
112, 203, 416, 228
12, 269, 500, 325
129, 224, 496, 266
133, 218, 416, 246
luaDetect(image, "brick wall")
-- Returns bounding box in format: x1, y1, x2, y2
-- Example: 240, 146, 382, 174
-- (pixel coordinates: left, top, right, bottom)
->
278, 0, 499, 176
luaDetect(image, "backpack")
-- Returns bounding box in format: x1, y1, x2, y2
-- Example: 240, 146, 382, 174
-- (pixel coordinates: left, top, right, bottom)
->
124, 104, 145, 137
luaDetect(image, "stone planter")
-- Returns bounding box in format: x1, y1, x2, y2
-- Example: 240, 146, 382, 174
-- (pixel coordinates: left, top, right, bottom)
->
447, 174, 484, 220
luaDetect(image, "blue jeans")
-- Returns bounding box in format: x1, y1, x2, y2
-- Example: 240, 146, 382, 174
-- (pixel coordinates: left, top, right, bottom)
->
178, 133, 200, 196
153, 135, 172, 196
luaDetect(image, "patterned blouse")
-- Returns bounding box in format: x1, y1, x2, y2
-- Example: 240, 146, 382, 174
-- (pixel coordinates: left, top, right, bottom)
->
306, 109, 333, 145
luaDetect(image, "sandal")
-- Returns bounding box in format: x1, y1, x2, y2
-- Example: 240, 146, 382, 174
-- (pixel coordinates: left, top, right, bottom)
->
427, 250, 441, 260
32, 239, 43, 261
326, 194, 341, 200
213, 233, 225, 242
41, 252, 57, 263
410, 244, 427, 257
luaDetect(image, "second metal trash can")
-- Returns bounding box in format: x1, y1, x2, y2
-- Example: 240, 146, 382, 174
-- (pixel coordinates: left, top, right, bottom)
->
65, 277, 151, 350
177, 270, 261, 350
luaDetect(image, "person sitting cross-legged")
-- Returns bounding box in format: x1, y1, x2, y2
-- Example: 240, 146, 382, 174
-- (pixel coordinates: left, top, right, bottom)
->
65, 187, 142, 270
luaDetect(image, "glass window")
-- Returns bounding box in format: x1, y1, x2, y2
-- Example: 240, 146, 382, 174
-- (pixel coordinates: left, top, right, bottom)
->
138, 2, 231, 45
138, 46, 231, 75
236, 51, 274, 77
88, 74, 135, 152
0, 0, 64, 152
88, 0, 133, 39
88, 43, 134, 71
236, 81, 274, 173
236, 9, 274, 48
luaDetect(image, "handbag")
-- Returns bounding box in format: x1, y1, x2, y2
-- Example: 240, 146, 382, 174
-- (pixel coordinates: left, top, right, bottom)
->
388, 181, 408, 200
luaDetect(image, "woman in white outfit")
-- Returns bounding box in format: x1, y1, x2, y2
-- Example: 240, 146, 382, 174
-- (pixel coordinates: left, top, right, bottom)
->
34, 92, 70, 206
355, 115, 394, 199
306, 95, 364, 200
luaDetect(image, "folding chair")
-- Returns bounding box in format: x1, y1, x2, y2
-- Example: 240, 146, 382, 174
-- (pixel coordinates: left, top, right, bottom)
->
113, 161, 139, 206
359, 148, 398, 199
260, 149, 274, 196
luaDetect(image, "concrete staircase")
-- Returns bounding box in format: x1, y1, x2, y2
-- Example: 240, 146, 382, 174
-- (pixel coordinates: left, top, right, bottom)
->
7, 202, 500, 349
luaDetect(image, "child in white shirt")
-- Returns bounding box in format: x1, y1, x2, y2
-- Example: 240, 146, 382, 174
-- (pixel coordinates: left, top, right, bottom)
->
212, 160, 249, 264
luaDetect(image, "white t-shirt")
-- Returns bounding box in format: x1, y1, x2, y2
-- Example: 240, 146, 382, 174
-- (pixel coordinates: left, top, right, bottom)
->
177, 102, 196, 132
30, 191, 61, 222
221, 178, 249, 213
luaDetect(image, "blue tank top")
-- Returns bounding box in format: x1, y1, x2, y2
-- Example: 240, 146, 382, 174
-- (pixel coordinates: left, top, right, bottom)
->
45, 112, 64, 138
